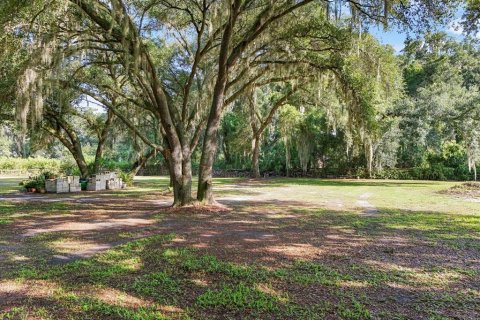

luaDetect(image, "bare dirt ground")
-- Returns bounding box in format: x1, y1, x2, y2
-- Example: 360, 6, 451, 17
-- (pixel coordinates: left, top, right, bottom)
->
0, 177, 479, 319
442, 182, 480, 201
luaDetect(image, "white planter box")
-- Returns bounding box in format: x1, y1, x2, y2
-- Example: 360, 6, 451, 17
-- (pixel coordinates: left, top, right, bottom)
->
46, 176, 81, 193
87, 174, 106, 191
106, 178, 123, 190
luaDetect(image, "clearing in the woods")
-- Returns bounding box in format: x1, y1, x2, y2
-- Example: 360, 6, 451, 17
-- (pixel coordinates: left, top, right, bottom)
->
0, 177, 479, 319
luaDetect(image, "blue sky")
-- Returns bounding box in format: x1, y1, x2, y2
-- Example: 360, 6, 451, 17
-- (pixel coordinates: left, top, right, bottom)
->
370, 26, 408, 53
370, 21, 470, 53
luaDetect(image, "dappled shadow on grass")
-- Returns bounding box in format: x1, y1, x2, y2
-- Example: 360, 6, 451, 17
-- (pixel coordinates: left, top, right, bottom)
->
0, 178, 23, 195
152, 202, 480, 273
348, 207, 480, 253
2, 225, 478, 319
1, 195, 479, 319
257, 177, 451, 189
135, 175, 448, 192
0, 193, 175, 279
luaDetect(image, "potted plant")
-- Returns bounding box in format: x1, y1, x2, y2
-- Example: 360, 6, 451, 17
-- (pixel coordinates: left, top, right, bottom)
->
23, 174, 46, 193
23, 180, 37, 192
42, 171, 57, 180
34, 175, 46, 193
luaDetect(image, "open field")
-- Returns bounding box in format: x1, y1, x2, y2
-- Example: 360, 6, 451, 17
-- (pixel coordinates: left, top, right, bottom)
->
0, 177, 479, 319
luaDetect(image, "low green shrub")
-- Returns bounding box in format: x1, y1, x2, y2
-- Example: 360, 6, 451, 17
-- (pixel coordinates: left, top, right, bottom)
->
21, 173, 46, 190
118, 171, 134, 187
96, 158, 132, 172
371, 165, 472, 181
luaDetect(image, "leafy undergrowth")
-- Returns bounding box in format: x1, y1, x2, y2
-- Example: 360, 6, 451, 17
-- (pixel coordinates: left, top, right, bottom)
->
3, 232, 478, 320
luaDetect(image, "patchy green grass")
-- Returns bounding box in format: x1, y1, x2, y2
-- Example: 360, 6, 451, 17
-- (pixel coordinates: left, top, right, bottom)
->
4, 231, 477, 319
299, 207, 480, 251
1, 176, 479, 319
77, 298, 168, 320
0, 177, 22, 194
336, 297, 371, 320
25, 232, 70, 243
4, 234, 377, 319
275, 260, 349, 286
0, 201, 76, 230
196, 283, 281, 312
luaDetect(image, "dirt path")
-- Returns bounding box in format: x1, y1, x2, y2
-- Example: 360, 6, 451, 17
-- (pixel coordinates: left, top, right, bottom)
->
357, 192, 379, 215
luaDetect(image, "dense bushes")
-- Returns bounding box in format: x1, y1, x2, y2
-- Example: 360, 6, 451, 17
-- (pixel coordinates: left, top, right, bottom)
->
93, 158, 132, 173
0, 157, 140, 177
0, 157, 73, 174
118, 171, 134, 186
370, 165, 472, 181
1, 156, 474, 181
21, 173, 47, 192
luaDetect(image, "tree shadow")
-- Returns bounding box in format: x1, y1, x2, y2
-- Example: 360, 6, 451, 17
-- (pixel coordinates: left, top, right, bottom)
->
1, 193, 479, 319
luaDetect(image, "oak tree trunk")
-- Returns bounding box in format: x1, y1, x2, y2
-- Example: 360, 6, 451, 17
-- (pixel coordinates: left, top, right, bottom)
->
75, 156, 89, 178
285, 138, 291, 177
197, 53, 231, 204
130, 149, 155, 177
252, 136, 261, 178
197, 121, 219, 204
171, 153, 193, 206
93, 111, 114, 174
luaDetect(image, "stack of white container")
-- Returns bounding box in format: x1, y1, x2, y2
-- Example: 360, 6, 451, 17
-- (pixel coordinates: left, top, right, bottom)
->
68, 176, 81, 192
45, 179, 56, 193
87, 174, 107, 191
45, 176, 78, 193
105, 171, 123, 190
45, 172, 124, 193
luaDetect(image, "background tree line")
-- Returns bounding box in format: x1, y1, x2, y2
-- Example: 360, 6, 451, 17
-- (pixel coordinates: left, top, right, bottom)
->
217, 33, 480, 181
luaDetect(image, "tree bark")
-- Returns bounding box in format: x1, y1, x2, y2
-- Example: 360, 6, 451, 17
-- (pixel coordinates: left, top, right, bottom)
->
197, 3, 238, 204
63, 131, 89, 178
43, 112, 89, 178
162, 154, 174, 188
197, 111, 221, 204
365, 140, 374, 178
74, 151, 89, 178
285, 137, 291, 177
171, 152, 193, 206
93, 110, 114, 174
252, 135, 261, 178
130, 149, 156, 176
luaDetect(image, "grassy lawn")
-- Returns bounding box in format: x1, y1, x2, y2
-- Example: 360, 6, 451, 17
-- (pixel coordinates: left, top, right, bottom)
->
0, 177, 23, 195
0, 177, 479, 319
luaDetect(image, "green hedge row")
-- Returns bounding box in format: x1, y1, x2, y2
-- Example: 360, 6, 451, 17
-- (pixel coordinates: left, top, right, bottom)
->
0, 157, 137, 176
368, 165, 473, 181
0, 157, 72, 172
